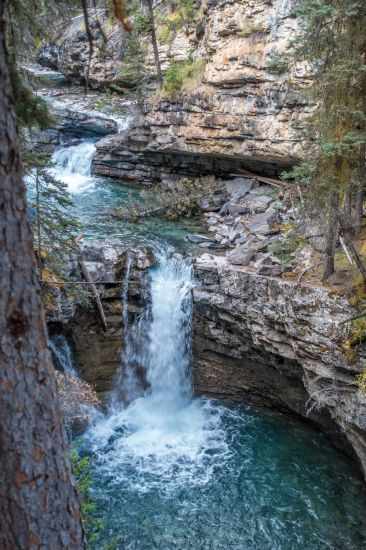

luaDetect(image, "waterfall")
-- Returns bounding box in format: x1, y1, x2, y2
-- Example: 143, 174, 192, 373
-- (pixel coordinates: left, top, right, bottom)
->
49, 334, 77, 376
49, 141, 96, 193
145, 253, 193, 402
110, 253, 139, 409
111, 252, 192, 409
87, 251, 228, 492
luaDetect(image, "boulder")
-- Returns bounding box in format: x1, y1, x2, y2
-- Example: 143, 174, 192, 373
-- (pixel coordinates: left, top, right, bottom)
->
227, 246, 257, 266
37, 43, 60, 70
245, 193, 274, 213
246, 209, 278, 236
225, 177, 254, 200
186, 234, 216, 244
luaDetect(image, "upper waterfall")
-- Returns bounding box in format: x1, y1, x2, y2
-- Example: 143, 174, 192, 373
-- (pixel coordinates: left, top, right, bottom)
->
50, 141, 96, 193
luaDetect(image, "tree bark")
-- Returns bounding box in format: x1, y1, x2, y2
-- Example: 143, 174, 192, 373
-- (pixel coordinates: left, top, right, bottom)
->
0, 1, 85, 548
322, 191, 339, 281
353, 183, 364, 236
353, 144, 366, 236
339, 213, 366, 283
146, 0, 163, 86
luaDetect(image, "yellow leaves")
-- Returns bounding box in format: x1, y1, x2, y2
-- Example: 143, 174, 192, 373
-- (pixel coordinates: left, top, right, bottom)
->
41, 267, 60, 285
356, 371, 366, 394
278, 222, 294, 235
112, 0, 133, 32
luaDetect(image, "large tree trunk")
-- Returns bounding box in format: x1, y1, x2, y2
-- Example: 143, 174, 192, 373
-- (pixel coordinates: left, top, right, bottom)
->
353, 145, 366, 236
0, 1, 85, 548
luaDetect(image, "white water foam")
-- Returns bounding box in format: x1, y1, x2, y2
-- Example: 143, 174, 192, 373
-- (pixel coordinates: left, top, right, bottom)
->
50, 141, 96, 193
86, 251, 230, 493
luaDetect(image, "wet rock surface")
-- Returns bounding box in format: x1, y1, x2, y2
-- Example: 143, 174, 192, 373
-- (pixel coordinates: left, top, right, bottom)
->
47, 241, 154, 401
35, 1, 366, 485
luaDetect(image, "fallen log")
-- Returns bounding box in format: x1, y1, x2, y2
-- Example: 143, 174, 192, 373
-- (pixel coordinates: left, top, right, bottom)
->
79, 256, 108, 331
75, 234, 108, 331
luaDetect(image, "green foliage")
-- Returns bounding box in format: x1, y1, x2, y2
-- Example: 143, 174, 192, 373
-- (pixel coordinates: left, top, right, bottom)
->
134, 12, 151, 33
10, 64, 52, 129
6, 0, 78, 129
118, 30, 146, 88
282, 161, 316, 188
285, 0, 366, 280
25, 153, 80, 279
163, 59, 205, 96
268, 228, 305, 267
293, 0, 366, 198
157, 0, 197, 44
71, 449, 103, 545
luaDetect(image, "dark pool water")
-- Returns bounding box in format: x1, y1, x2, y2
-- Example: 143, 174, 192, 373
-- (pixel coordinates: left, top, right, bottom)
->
83, 402, 366, 550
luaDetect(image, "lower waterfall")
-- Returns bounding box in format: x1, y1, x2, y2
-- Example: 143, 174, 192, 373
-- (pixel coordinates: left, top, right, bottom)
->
87, 251, 229, 491
82, 252, 366, 549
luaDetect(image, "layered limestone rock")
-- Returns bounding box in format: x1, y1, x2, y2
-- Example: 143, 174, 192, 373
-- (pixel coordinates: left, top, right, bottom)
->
55, 12, 126, 89
47, 0, 313, 180
91, 0, 313, 181
142, 0, 312, 171
192, 253, 366, 478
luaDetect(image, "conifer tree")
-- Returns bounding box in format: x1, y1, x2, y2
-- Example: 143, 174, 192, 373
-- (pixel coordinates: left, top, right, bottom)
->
292, 0, 366, 280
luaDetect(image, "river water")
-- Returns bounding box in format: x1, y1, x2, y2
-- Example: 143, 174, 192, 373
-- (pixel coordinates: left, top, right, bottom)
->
41, 128, 366, 549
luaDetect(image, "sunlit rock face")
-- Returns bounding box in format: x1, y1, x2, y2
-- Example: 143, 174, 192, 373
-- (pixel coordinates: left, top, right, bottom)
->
52, 0, 314, 178
141, 0, 314, 174
90, 0, 315, 181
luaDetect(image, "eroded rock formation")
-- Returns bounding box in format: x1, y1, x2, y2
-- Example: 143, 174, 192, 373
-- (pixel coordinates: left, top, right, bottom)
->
193, 254, 366, 477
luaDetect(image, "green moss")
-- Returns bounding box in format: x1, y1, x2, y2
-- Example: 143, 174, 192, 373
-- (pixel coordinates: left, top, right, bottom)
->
163, 59, 206, 96
71, 448, 103, 545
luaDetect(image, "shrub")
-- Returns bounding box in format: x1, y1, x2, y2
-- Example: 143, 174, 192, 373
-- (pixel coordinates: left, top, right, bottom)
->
163, 59, 205, 96
71, 449, 103, 545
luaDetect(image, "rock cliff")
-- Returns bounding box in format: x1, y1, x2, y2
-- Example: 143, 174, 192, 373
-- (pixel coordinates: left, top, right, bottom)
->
37, 1, 366, 481
193, 254, 366, 477
142, 0, 311, 172
47, 0, 313, 179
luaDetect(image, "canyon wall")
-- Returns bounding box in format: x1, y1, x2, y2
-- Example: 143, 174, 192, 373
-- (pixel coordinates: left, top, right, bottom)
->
39, 1, 366, 480
192, 254, 366, 477
49, 0, 313, 180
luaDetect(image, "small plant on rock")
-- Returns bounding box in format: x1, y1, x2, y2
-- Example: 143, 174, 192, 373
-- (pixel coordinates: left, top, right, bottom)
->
163, 58, 205, 96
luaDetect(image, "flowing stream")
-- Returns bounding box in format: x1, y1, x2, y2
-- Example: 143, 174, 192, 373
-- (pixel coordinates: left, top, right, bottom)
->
39, 114, 366, 549
47, 140, 202, 248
